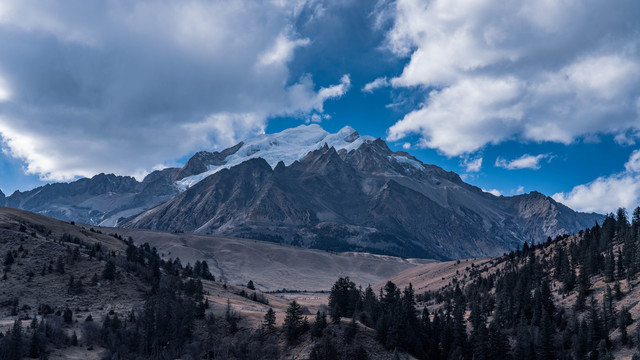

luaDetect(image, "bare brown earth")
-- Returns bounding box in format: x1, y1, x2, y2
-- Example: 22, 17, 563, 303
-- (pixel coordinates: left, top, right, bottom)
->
0, 207, 147, 359
96, 225, 433, 291
0, 208, 419, 359
376, 257, 493, 295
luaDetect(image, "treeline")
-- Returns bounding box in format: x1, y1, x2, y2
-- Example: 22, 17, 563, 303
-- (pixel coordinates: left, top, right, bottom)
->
325, 207, 640, 360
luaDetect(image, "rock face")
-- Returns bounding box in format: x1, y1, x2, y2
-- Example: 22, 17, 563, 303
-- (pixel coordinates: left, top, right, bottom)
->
123, 134, 603, 260
2, 124, 603, 259
1, 173, 168, 226
0, 142, 249, 226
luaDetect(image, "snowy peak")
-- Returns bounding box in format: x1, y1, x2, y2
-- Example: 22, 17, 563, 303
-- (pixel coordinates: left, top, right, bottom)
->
176, 124, 374, 189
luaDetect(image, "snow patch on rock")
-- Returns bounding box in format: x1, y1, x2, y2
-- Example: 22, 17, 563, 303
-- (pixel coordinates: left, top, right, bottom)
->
177, 124, 374, 190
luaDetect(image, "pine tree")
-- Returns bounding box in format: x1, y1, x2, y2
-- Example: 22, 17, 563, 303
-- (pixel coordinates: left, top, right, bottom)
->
488, 319, 511, 360
68, 274, 75, 294
263, 308, 276, 334
102, 260, 116, 280
452, 284, 467, 350
247, 280, 255, 290
56, 256, 65, 274
328, 277, 359, 320
575, 265, 590, 311
538, 309, 554, 360
311, 311, 327, 337
284, 300, 304, 343
9, 319, 23, 360
63, 307, 73, 323
28, 329, 41, 358
471, 303, 489, 360
617, 247, 626, 280
3, 251, 14, 267
604, 244, 615, 282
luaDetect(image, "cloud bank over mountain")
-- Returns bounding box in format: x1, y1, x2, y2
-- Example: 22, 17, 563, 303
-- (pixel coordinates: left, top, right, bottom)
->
0, 0, 350, 181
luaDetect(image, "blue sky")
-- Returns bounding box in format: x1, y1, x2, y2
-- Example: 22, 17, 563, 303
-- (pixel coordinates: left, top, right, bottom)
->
1, 0, 640, 214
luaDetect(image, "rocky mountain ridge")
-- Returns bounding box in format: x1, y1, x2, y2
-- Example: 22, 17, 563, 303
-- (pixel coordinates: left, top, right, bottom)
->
123, 132, 603, 259
1, 125, 603, 259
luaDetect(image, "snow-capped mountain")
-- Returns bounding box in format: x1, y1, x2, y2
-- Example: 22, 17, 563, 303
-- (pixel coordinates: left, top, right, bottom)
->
176, 124, 374, 189
0, 125, 367, 226
1, 124, 603, 259
123, 127, 603, 259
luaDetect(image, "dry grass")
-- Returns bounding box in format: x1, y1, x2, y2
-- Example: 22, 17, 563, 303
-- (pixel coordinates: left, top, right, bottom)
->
97, 225, 432, 292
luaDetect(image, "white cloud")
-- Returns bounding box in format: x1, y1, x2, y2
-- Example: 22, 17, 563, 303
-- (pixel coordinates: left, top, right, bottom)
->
379, 0, 640, 156
483, 188, 502, 197
514, 185, 525, 195
614, 131, 640, 146
317, 74, 351, 102
182, 112, 267, 151
258, 33, 310, 68
0, 0, 352, 181
495, 153, 552, 170
402, 142, 411, 150
553, 174, 640, 214
461, 156, 482, 172
284, 74, 351, 115
387, 77, 524, 156
625, 149, 640, 173
362, 77, 389, 93
553, 149, 640, 213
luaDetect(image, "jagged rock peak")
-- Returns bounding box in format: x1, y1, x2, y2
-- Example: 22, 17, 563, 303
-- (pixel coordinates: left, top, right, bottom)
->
175, 124, 375, 190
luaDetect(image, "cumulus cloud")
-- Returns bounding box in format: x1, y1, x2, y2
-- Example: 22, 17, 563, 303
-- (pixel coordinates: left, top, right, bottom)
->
553, 150, 640, 213
0, 0, 350, 181
379, 0, 640, 156
461, 156, 482, 173
387, 76, 524, 155
495, 153, 552, 170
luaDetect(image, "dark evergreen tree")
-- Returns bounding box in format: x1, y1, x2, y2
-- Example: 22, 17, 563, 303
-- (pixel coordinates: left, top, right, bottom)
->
102, 260, 116, 280
263, 308, 276, 334
311, 311, 327, 337
283, 300, 305, 343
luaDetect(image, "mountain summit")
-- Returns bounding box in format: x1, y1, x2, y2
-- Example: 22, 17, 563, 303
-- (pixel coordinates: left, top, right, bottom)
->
124, 125, 601, 259
1, 125, 602, 259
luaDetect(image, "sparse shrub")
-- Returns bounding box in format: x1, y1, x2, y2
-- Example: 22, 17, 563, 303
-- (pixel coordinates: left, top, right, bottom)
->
38, 304, 53, 316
